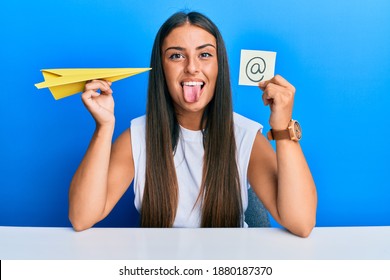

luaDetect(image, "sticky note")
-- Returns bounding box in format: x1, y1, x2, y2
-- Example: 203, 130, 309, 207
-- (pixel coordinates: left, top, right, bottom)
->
35, 68, 151, 100
238, 50, 277, 86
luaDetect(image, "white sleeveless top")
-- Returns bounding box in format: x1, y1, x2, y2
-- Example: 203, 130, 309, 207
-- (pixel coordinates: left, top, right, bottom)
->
130, 112, 262, 227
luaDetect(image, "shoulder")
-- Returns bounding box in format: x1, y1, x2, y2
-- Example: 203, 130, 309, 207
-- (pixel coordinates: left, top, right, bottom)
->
130, 115, 146, 139
130, 115, 146, 152
130, 115, 146, 128
233, 112, 263, 134
233, 112, 264, 157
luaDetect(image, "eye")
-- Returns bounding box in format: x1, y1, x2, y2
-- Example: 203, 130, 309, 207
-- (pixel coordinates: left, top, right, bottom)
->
169, 53, 184, 60
200, 52, 212, 58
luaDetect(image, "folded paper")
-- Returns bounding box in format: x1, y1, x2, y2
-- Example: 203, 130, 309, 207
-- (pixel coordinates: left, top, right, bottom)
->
35, 68, 151, 100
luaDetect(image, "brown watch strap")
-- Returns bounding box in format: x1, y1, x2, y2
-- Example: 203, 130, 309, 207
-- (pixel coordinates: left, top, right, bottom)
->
267, 129, 291, 141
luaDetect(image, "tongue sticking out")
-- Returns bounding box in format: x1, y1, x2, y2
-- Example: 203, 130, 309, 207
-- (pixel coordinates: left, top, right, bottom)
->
183, 85, 202, 103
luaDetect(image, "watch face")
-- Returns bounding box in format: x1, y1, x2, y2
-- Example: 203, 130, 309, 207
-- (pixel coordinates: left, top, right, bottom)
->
294, 121, 302, 140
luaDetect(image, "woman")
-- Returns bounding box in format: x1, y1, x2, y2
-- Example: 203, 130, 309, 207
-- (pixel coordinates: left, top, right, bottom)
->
69, 11, 317, 237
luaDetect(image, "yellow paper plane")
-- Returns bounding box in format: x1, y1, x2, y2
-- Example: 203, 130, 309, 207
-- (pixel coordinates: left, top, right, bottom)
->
35, 68, 151, 100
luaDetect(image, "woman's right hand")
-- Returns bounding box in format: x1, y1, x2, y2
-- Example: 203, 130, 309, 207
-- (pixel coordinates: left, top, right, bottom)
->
81, 79, 115, 127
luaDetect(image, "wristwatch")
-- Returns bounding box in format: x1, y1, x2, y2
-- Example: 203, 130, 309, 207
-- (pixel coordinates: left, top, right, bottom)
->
267, 120, 302, 141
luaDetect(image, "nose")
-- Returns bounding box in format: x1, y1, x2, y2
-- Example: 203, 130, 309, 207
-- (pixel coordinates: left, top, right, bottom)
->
184, 56, 200, 74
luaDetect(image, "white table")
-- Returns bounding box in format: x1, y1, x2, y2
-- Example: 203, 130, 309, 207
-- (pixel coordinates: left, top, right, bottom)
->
0, 226, 389, 259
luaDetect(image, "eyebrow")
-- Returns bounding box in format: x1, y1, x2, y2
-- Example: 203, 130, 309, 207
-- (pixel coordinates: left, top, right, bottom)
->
164, 43, 216, 53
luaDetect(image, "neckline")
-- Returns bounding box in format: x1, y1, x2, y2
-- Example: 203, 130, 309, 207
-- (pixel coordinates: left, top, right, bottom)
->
179, 125, 204, 142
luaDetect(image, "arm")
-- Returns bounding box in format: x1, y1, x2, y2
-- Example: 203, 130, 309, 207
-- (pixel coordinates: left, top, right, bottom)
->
248, 75, 317, 237
68, 80, 134, 231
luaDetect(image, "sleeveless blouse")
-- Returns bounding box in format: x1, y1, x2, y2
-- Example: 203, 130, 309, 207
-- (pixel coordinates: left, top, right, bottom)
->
130, 112, 262, 227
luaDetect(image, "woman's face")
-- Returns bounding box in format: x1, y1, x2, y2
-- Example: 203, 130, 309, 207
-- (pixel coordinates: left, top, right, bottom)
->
161, 23, 218, 118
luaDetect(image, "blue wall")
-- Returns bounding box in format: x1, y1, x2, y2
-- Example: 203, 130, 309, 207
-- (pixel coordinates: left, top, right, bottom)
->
1, 0, 389, 228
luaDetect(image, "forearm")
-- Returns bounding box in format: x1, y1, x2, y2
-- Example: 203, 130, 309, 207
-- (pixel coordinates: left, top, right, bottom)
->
275, 140, 317, 237
69, 124, 114, 231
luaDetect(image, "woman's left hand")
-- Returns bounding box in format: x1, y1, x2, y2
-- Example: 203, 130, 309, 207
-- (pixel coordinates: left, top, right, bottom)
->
259, 75, 295, 130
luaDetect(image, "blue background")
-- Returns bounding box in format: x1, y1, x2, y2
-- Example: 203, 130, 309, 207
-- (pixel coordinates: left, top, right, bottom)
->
1, 0, 389, 228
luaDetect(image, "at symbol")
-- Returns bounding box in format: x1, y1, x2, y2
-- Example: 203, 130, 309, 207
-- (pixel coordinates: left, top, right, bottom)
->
245, 57, 266, 82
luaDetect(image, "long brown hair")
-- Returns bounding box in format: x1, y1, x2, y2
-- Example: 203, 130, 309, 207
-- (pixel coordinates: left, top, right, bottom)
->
141, 11, 242, 227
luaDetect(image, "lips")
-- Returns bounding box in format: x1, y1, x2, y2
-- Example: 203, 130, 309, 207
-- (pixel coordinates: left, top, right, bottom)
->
181, 81, 205, 103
